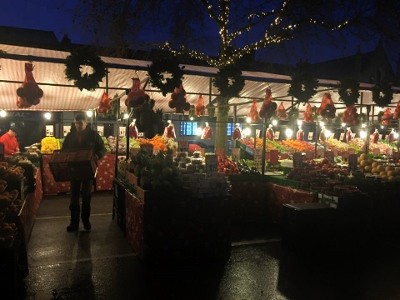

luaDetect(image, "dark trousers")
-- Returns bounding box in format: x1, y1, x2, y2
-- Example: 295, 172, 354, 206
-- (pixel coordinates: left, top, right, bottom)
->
69, 179, 93, 225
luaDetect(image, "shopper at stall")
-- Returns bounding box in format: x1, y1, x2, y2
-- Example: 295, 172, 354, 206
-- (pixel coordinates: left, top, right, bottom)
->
62, 113, 106, 232
0, 125, 20, 156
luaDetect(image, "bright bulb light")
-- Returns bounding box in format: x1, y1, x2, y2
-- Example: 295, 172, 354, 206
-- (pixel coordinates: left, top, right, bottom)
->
394, 132, 399, 139
44, 112, 52, 120
359, 130, 367, 139
243, 127, 251, 136
297, 120, 303, 126
341, 123, 346, 128
196, 127, 203, 136
325, 130, 332, 139
0, 110, 7, 118
361, 123, 367, 128
285, 128, 293, 139
246, 117, 251, 123
272, 119, 278, 126
123, 113, 129, 119
86, 111, 93, 118
320, 121, 325, 127
190, 117, 194, 121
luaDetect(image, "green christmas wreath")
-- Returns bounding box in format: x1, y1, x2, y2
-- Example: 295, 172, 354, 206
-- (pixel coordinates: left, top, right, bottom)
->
288, 61, 318, 104
147, 57, 184, 96
213, 64, 245, 98
65, 47, 107, 91
372, 81, 393, 107
338, 78, 360, 107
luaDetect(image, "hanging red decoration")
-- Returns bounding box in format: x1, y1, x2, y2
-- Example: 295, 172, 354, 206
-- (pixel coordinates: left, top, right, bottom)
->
248, 100, 259, 122
259, 88, 277, 119
168, 84, 190, 113
16, 62, 44, 108
97, 91, 112, 113
393, 101, 400, 119
276, 102, 287, 120
317, 92, 336, 119
303, 103, 314, 123
342, 104, 359, 126
195, 94, 205, 116
381, 108, 393, 126
125, 78, 149, 109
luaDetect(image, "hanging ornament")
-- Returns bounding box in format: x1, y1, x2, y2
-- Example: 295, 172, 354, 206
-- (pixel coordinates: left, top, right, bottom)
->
288, 61, 318, 104
125, 78, 150, 109
303, 103, 314, 123
168, 84, 190, 113
394, 101, 400, 120
97, 91, 112, 114
338, 78, 359, 107
16, 62, 44, 108
248, 100, 259, 122
276, 102, 287, 120
195, 94, 206, 116
372, 81, 393, 107
213, 64, 245, 98
317, 92, 336, 119
259, 88, 277, 119
381, 108, 393, 126
147, 57, 184, 96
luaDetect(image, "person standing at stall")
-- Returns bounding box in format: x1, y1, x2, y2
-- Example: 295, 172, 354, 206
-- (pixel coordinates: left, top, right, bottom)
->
62, 113, 106, 232
0, 125, 20, 156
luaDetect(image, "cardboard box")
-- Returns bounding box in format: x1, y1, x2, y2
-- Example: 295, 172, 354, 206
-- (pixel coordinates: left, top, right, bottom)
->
49, 149, 97, 182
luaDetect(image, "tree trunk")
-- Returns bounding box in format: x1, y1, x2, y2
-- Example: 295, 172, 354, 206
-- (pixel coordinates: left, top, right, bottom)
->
215, 106, 229, 154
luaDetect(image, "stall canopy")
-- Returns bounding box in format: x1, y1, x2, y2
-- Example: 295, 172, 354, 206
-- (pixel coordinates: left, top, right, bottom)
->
0, 43, 398, 116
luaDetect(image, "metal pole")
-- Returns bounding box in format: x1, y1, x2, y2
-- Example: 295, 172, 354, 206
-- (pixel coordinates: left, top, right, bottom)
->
261, 117, 267, 174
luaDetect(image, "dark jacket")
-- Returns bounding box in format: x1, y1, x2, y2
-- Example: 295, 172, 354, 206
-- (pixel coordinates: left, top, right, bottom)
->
62, 127, 106, 160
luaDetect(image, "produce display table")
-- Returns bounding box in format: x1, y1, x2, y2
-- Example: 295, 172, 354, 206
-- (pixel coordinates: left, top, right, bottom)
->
118, 180, 231, 265
0, 168, 42, 290
42, 153, 115, 195
229, 174, 316, 224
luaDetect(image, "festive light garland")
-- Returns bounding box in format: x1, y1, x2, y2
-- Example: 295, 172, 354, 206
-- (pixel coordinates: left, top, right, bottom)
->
147, 57, 184, 96
372, 81, 393, 107
288, 62, 318, 104
213, 64, 245, 99
65, 47, 107, 91
338, 78, 360, 107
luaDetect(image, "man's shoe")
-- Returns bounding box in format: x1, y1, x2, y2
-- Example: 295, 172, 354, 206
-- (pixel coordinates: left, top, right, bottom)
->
83, 221, 91, 231
66, 224, 79, 232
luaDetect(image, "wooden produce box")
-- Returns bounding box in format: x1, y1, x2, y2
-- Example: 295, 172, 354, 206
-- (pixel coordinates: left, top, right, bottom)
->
49, 150, 97, 182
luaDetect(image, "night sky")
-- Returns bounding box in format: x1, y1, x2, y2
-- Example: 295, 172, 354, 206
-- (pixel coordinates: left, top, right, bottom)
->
0, 0, 398, 69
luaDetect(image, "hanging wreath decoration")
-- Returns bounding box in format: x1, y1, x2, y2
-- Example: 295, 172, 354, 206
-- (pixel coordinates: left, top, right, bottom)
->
65, 47, 107, 91
372, 81, 393, 107
213, 64, 245, 98
338, 78, 360, 107
288, 61, 318, 104
147, 57, 184, 96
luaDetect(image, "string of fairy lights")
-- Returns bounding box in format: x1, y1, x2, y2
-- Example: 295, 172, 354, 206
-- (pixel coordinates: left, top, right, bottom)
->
163, 0, 350, 69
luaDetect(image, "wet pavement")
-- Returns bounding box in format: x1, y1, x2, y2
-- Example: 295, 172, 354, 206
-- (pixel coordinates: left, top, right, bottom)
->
6, 191, 400, 299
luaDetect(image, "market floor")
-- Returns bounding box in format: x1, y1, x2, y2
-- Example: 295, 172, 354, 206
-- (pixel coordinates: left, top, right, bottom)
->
9, 192, 400, 300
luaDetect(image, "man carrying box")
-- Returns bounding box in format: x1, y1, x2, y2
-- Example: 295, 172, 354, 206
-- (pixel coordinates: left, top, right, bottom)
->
62, 112, 106, 232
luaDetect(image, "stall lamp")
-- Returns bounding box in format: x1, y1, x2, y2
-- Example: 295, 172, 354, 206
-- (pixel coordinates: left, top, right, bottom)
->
272, 119, 278, 126
325, 130, 332, 139
243, 127, 251, 136
319, 121, 325, 127
0, 110, 7, 118
190, 116, 194, 121
44, 112, 52, 120
285, 128, 293, 139
195, 127, 203, 136
123, 112, 129, 119
359, 130, 367, 139
361, 123, 367, 128
297, 120, 303, 127
86, 110, 93, 118
394, 132, 399, 140
246, 116, 252, 124
341, 123, 346, 128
